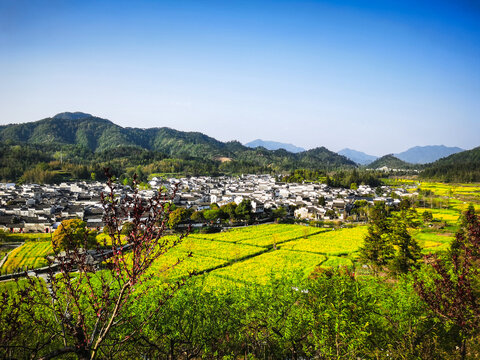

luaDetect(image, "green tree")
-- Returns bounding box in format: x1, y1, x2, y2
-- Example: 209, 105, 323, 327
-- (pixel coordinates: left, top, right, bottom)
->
272, 207, 287, 222
52, 219, 97, 251
190, 210, 204, 222
220, 202, 237, 221
318, 196, 326, 206
422, 210, 433, 224
235, 199, 253, 222
359, 203, 394, 275
388, 216, 421, 274
168, 208, 188, 229
203, 209, 222, 223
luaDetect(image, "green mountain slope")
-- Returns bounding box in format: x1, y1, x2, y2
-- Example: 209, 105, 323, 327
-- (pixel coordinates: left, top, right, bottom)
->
420, 146, 480, 182
367, 154, 415, 169
0, 113, 356, 182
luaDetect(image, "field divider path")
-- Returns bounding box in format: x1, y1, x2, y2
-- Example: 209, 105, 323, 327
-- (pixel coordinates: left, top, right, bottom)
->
278, 246, 355, 257
189, 247, 272, 275
249, 229, 329, 248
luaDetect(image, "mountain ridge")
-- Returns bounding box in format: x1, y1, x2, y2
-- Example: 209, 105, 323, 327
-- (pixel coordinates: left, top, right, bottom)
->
367, 154, 416, 170
0, 113, 356, 172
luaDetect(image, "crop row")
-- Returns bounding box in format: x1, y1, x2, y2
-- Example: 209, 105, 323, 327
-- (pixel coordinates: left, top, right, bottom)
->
279, 227, 367, 256
1, 241, 53, 274
188, 224, 311, 244
211, 249, 327, 285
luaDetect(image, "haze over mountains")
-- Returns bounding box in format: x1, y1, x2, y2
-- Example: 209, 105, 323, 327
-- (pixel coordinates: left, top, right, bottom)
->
338, 145, 464, 166
337, 149, 378, 165
394, 145, 464, 164
245, 139, 305, 153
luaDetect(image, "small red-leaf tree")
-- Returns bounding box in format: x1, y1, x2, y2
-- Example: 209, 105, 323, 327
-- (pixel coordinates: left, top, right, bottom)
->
0, 172, 188, 360
414, 206, 480, 360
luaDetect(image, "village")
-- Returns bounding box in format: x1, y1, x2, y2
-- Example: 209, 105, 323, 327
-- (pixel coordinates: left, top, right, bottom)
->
0, 175, 415, 233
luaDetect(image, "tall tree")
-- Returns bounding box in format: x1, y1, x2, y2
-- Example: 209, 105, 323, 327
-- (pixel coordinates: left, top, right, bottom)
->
359, 203, 394, 275
388, 216, 421, 275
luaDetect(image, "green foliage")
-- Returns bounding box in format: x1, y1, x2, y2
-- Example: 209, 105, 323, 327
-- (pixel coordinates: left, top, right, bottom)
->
168, 208, 188, 229
359, 202, 421, 275
422, 210, 434, 223
190, 210, 204, 222
203, 208, 222, 223
52, 219, 97, 251
359, 203, 394, 274
388, 216, 422, 274
220, 202, 237, 220
235, 199, 253, 222
326, 168, 383, 188
272, 206, 287, 220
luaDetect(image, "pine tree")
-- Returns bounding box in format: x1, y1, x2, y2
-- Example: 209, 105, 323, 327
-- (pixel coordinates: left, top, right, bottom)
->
388, 216, 421, 274
359, 203, 394, 275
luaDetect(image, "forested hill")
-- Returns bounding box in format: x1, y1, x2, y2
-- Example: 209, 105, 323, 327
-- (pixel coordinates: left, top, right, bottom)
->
421, 146, 480, 182
0, 113, 233, 157
0, 113, 356, 182
366, 155, 416, 169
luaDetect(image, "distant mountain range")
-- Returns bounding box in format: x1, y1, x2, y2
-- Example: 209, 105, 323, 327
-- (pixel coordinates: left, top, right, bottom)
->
338, 145, 464, 165
394, 145, 464, 164
337, 149, 378, 165
245, 139, 305, 153
0, 112, 477, 183
0, 113, 356, 177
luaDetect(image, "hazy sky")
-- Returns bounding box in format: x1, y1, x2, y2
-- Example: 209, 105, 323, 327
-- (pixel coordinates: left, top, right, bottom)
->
0, 0, 479, 155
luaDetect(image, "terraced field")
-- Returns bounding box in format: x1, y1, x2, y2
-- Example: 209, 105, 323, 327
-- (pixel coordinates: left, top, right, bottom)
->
411, 230, 453, 253
1, 241, 53, 273
148, 225, 367, 286
416, 207, 460, 225
280, 227, 367, 255
0, 220, 455, 286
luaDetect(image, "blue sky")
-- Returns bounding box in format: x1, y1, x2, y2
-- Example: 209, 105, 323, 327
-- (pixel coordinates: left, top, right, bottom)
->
0, 0, 479, 155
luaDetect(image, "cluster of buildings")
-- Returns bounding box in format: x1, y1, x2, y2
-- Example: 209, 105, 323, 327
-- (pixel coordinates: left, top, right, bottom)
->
0, 175, 411, 233
152, 174, 408, 221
